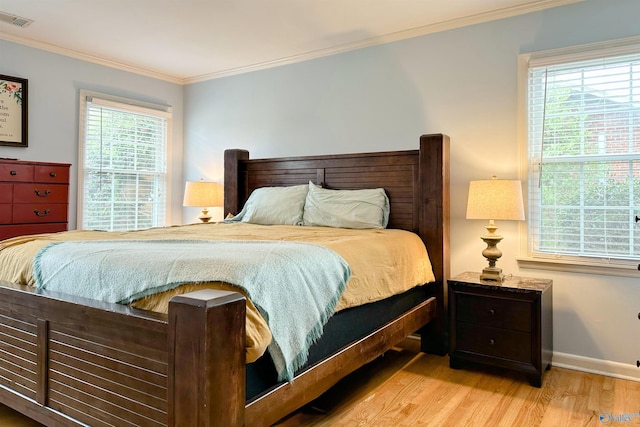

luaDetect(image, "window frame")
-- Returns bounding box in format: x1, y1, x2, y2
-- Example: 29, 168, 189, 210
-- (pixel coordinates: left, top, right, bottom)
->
77, 90, 173, 231
517, 36, 640, 278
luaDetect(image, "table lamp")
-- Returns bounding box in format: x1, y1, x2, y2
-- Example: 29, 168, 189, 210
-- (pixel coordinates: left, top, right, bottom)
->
183, 179, 223, 223
466, 176, 525, 281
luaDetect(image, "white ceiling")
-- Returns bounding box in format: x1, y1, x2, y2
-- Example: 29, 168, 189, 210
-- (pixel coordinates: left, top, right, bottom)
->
0, 0, 582, 84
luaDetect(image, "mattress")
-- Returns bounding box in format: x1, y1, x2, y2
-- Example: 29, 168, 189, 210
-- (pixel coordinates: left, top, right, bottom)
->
0, 222, 435, 363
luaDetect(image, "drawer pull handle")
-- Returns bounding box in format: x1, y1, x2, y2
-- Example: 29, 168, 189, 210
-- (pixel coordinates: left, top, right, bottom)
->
49, 172, 57, 177
10, 170, 17, 176
34, 209, 50, 217
34, 189, 51, 197
489, 309, 495, 316
489, 338, 495, 345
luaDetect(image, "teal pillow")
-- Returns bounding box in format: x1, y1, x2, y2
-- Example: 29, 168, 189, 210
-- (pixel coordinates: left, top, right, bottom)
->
302, 182, 390, 229
226, 184, 308, 225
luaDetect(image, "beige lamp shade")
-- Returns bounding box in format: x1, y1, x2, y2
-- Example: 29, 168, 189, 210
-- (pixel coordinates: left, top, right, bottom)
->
466, 176, 524, 282
466, 177, 525, 221
183, 180, 223, 222
183, 181, 223, 207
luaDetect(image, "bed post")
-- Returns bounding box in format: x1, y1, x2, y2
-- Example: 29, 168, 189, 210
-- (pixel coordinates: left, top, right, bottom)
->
168, 290, 246, 426
418, 133, 450, 355
224, 149, 249, 217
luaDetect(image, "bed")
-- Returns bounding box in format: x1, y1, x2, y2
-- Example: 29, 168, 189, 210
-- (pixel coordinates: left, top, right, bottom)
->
0, 133, 450, 426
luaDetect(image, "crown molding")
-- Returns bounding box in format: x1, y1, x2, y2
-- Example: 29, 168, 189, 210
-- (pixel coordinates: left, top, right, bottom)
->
0, 31, 184, 84
2, 0, 584, 85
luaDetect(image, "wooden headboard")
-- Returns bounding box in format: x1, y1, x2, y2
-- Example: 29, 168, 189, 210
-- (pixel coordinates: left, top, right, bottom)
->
224, 133, 450, 351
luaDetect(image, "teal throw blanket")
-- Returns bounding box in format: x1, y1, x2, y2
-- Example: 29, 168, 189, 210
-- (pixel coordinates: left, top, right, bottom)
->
33, 239, 351, 381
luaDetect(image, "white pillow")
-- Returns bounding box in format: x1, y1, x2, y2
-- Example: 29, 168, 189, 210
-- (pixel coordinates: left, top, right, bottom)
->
302, 181, 390, 229
226, 184, 308, 225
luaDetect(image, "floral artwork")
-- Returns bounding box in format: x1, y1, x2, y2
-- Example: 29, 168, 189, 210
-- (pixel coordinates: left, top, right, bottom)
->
0, 74, 27, 147
0, 80, 23, 105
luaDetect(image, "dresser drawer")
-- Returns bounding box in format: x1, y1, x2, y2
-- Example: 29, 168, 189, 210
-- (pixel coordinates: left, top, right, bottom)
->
13, 183, 69, 204
12, 204, 68, 224
0, 184, 11, 203
0, 223, 67, 240
0, 205, 11, 223
0, 160, 70, 240
34, 165, 70, 184
456, 323, 532, 363
457, 293, 532, 332
0, 164, 33, 182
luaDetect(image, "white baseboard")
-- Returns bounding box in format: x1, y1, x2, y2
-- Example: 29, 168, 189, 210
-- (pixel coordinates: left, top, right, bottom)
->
553, 351, 640, 382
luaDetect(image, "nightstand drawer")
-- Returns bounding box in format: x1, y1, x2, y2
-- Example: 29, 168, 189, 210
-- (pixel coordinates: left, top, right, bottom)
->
457, 323, 532, 363
449, 272, 553, 387
457, 293, 532, 332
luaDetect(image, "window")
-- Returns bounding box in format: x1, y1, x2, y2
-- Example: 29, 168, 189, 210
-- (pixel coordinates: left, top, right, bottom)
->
78, 91, 171, 231
523, 40, 640, 272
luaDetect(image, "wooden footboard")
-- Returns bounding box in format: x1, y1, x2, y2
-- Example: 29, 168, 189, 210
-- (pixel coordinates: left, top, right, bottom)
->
0, 281, 435, 427
0, 281, 170, 426
0, 282, 246, 427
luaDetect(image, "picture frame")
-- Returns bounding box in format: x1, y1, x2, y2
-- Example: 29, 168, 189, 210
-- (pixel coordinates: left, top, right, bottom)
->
0, 74, 28, 147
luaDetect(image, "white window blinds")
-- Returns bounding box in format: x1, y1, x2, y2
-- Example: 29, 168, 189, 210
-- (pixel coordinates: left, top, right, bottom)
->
527, 51, 640, 262
80, 95, 170, 231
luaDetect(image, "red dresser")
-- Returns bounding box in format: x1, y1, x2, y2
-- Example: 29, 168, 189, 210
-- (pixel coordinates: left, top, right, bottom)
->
0, 159, 71, 240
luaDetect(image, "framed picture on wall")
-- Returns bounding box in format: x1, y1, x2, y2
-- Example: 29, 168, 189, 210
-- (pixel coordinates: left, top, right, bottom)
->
0, 74, 28, 147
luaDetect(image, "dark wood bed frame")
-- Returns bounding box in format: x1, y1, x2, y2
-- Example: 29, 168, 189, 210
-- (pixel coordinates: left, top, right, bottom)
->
0, 133, 449, 426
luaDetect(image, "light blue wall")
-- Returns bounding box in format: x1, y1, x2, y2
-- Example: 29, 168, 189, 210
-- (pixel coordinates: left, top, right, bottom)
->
1, 0, 638, 378
0, 40, 184, 226
184, 0, 640, 375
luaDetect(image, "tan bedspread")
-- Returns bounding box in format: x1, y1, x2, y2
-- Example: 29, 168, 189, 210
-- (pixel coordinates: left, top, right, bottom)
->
0, 223, 435, 362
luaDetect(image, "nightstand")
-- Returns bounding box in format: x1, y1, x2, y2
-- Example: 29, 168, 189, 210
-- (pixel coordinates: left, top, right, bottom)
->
448, 272, 552, 387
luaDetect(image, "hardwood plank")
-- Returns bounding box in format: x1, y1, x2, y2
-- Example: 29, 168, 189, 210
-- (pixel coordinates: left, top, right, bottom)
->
275, 338, 640, 427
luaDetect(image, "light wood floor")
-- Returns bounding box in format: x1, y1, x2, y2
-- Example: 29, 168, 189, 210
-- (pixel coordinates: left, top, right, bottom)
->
276, 338, 640, 426
1, 338, 639, 426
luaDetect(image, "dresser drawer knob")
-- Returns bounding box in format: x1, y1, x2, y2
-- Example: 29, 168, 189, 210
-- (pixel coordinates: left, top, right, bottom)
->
489, 309, 495, 316
49, 172, 57, 177
10, 170, 17, 176
489, 338, 495, 345
34, 209, 50, 217
34, 189, 51, 197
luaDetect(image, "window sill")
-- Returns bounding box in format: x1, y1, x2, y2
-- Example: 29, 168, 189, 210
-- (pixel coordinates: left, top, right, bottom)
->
517, 256, 640, 278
